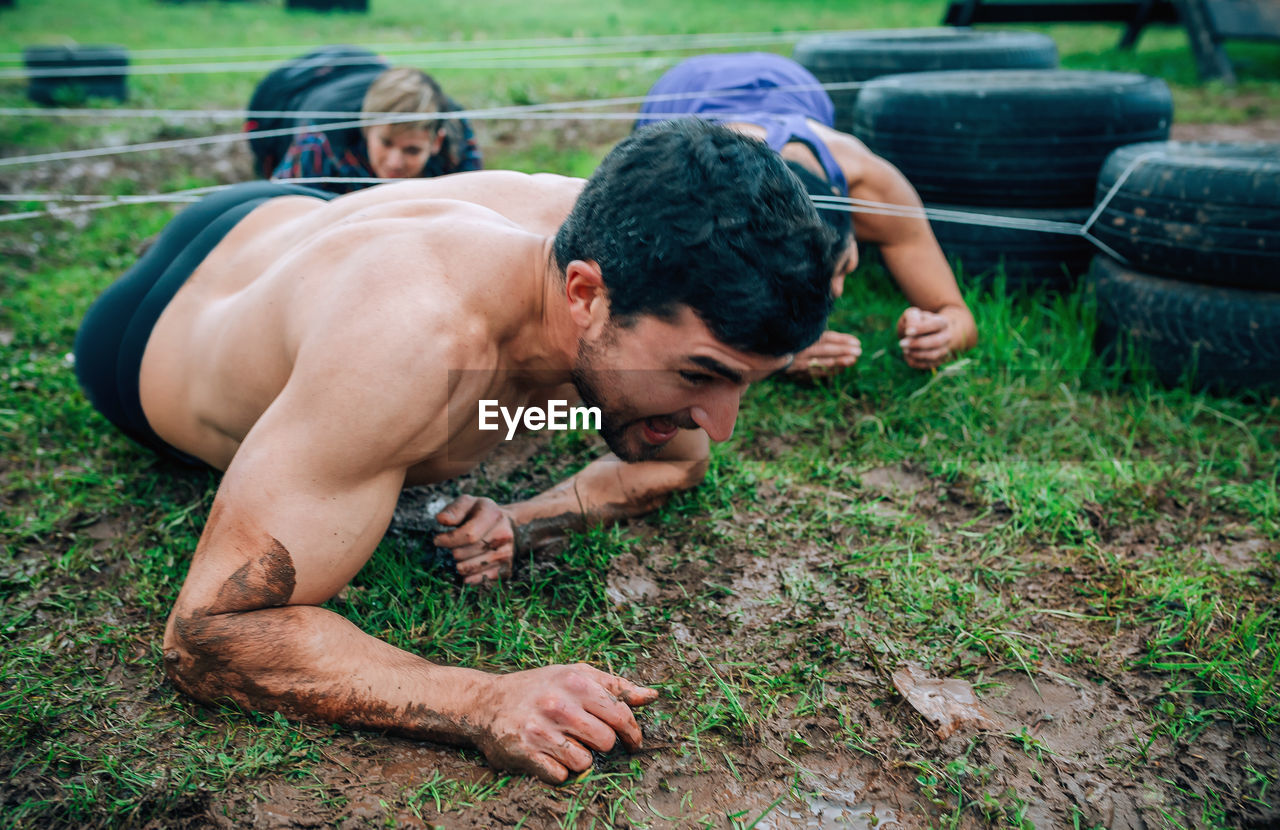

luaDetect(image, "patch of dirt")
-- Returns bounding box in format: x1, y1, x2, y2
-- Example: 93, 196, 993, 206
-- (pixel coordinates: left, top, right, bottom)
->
1171, 118, 1280, 142
484, 115, 629, 163
1207, 527, 1278, 574
858, 464, 931, 498
1, 133, 253, 207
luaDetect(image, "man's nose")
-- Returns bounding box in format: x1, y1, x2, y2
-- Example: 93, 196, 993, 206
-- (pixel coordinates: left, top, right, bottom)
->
690, 387, 743, 442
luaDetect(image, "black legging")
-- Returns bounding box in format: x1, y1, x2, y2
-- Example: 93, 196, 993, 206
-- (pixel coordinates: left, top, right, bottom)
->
74, 181, 333, 463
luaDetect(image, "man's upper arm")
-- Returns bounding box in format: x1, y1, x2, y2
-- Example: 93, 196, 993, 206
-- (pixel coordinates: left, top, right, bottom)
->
175, 307, 451, 612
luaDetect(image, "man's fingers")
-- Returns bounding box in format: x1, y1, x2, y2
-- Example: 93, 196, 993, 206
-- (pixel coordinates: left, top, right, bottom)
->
901, 330, 951, 354
462, 566, 503, 586
458, 553, 510, 578
906, 348, 950, 369
435, 509, 508, 553
820, 330, 861, 346
582, 692, 644, 752
790, 342, 862, 374
448, 529, 512, 563
566, 710, 623, 754
807, 342, 862, 359
910, 314, 948, 335
596, 673, 660, 708
622, 685, 660, 706
552, 736, 594, 775
435, 495, 477, 527
900, 307, 947, 337
526, 752, 570, 785
434, 514, 496, 548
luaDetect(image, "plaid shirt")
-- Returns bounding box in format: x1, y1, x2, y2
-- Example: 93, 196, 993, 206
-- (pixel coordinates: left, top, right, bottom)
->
271, 121, 483, 194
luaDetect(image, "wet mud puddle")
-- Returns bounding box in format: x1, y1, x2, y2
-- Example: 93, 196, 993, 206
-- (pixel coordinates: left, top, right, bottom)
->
756, 769, 900, 829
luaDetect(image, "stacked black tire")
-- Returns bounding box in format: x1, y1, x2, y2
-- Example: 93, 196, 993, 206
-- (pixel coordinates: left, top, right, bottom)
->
793, 28, 1059, 133
852, 70, 1173, 290
24, 45, 128, 104
1088, 142, 1280, 395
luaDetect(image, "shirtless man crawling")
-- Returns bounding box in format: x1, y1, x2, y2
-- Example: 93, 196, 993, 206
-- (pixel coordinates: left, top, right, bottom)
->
72, 120, 838, 783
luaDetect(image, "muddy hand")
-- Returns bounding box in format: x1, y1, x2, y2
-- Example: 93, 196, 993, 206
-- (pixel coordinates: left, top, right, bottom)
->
787, 329, 862, 377
473, 663, 660, 784
434, 495, 516, 585
897, 307, 953, 370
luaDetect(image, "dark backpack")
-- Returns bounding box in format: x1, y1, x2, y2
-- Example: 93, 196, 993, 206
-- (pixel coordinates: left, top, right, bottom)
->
245, 45, 389, 177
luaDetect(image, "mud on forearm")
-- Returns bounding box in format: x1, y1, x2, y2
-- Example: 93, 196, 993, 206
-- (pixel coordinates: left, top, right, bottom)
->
166, 603, 489, 746
164, 539, 487, 746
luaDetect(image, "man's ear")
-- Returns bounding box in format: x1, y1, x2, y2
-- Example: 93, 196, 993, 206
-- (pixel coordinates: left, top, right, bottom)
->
432, 127, 446, 154
564, 259, 608, 333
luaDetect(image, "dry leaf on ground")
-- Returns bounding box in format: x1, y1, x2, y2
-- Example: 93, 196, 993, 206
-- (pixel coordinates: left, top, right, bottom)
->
892, 663, 1001, 739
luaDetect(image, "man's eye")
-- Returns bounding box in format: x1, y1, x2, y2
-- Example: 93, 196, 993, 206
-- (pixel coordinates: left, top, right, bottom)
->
680, 371, 712, 385
404, 147, 423, 156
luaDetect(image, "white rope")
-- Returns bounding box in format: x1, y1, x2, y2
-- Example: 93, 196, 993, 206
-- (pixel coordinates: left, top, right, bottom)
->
0, 185, 227, 223
810, 194, 1131, 262
7, 41, 816, 79
0, 115, 374, 168
4, 55, 720, 80
4, 32, 846, 81
1077, 150, 1161, 264
810, 195, 1086, 235
0, 82, 869, 169
0, 29, 844, 67
0, 180, 1124, 250
0, 81, 867, 122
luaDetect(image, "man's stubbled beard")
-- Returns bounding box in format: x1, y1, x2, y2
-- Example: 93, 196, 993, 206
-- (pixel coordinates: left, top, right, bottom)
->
570, 328, 660, 463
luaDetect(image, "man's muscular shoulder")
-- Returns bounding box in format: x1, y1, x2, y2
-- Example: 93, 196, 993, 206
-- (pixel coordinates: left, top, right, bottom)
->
332, 171, 585, 234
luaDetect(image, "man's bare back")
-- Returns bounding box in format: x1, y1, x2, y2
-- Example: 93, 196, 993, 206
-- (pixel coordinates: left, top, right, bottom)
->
74, 121, 840, 783
138, 173, 582, 472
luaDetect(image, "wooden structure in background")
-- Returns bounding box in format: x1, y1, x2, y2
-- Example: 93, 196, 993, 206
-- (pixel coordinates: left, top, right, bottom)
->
286, 0, 369, 11
943, 0, 1280, 82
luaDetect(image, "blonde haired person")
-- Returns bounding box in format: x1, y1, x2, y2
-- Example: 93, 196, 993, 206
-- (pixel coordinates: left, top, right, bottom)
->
246, 46, 482, 193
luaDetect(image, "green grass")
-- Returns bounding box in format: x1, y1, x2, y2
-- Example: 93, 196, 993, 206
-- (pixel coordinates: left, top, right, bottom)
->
3, 0, 1280, 827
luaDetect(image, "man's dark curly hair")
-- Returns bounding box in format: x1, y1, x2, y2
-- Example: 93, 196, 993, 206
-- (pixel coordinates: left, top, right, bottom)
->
553, 118, 837, 356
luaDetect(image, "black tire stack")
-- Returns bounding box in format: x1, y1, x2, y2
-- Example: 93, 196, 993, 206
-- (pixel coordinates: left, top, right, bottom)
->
792, 28, 1058, 133
24, 45, 129, 105
1087, 141, 1280, 395
852, 69, 1173, 290
286, 0, 369, 10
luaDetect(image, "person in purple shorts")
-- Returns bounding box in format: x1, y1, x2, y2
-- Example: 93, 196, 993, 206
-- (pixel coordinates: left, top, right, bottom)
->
639, 52, 977, 374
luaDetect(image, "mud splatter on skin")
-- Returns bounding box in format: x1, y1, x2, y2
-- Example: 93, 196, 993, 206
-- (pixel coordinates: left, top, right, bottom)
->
210, 538, 297, 614
166, 603, 485, 746
165, 534, 294, 655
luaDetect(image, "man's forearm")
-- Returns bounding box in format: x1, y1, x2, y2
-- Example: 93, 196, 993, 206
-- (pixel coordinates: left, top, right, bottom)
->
165, 603, 491, 743
507, 451, 707, 551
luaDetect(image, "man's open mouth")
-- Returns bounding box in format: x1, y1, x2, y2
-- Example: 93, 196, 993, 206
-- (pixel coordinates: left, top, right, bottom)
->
641, 415, 680, 444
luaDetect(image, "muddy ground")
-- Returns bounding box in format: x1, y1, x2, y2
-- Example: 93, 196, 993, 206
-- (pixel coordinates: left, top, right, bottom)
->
127, 440, 1277, 830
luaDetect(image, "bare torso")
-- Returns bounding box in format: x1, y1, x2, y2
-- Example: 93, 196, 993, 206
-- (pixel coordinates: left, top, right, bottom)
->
138, 172, 584, 480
